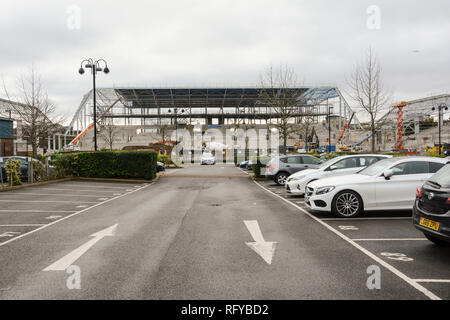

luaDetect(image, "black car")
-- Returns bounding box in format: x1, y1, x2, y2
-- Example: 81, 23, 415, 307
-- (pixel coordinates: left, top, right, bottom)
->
413, 164, 450, 246
0, 156, 47, 183
0, 157, 31, 183
156, 161, 166, 172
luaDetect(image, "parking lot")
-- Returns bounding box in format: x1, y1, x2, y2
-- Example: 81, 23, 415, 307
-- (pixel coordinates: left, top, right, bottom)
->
0, 166, 448, 300
254, 174, 450, 299
0, 180, 149, 248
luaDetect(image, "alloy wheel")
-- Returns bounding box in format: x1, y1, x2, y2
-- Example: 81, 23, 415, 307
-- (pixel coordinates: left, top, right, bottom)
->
276, 173, 287, 185
335, 192, 361, 217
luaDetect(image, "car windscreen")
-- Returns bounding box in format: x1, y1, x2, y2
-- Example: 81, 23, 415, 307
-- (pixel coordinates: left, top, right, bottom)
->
317, 157, 343, 169
427, 164, 450, 188
358, 158, 399, 176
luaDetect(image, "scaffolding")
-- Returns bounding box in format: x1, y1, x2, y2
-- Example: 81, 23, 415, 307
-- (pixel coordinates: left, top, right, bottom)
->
379, 94, 450, 150
64, 86, 362, 148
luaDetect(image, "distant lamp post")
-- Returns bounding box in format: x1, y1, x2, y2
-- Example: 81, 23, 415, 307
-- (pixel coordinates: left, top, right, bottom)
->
327, 105, 333, 152
168, 108, 185, 158
432, 104, 448, 155
78, 58, 110, 151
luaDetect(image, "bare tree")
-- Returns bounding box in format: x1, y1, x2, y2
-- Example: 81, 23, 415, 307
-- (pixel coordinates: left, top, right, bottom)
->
2, 67, 61, 156
98, 122, 119, 150
157, 124, 173, 144
348, 48, 390, 152
259, 65, 304, 154
299, 110, 316, 150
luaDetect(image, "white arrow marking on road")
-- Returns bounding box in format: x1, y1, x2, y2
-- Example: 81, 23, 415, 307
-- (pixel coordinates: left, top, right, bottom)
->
244, 220, 277, 265
43, 224, 118, 271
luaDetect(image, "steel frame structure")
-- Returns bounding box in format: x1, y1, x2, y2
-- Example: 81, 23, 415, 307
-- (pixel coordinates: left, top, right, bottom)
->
378, 94, 450, 149
64, 86, 361, 142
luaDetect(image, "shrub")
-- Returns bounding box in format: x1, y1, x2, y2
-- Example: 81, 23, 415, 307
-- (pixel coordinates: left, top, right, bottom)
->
425, 151, 445, 158
116, 151, 157, 180
78, 152, 117, 178
157, 155, 172, 165
250, 156, 270, 178
5, 158, 21, 186
77, 151, 157, 180
51, 153, 79, 178
32, 161, 45, 182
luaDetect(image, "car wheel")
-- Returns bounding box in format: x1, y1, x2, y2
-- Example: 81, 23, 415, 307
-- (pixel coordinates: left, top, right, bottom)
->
275, 172, 288, 185
424, 233, 450, 246
332, 190, 363, 218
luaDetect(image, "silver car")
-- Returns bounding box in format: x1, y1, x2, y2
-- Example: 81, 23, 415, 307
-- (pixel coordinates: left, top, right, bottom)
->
266, 154, 323, 185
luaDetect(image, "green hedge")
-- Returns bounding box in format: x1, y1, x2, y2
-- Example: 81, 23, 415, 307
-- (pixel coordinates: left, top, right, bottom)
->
251, 156, 271, 178
157, 155, 173, 165
52, 151, 157, 180
51, 153, 79, 178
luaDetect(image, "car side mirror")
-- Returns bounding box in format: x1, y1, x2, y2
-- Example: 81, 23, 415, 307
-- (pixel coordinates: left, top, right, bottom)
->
383, 169, 394, 180
329, 165, 337, 171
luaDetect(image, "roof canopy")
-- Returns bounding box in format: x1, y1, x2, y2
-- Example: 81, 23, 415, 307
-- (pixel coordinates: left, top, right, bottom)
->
114, 87, 339, 109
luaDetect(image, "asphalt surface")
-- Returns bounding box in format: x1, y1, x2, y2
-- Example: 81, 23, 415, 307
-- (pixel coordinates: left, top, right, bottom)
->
0, 164, 448, 299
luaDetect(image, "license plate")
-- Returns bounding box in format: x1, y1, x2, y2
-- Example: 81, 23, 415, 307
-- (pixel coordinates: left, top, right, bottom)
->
420, 218, 440, 231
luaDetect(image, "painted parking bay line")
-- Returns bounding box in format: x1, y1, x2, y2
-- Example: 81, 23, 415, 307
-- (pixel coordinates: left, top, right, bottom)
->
0, 224, 45, 227
253, 180, 441, 300
0, 182, 152, 248
33, 188, 122, 193
43, 224, 118, 271
0, 200, 98, 204
0, 193, 115, 198
415, 279, 450, 283
353, 238, 428, 241
321, 217, 411, 221
0, 210, 76, 213
58, 184, 136, 190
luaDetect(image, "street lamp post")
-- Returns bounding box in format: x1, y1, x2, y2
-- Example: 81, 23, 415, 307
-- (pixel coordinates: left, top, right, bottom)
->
78, 58, 110, 151
168, 107, 185, 156
432, 104, 448, 155
327, 105, 333, 152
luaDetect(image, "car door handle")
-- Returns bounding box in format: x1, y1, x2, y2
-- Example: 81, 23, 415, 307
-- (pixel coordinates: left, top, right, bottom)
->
286, 165, 291, 168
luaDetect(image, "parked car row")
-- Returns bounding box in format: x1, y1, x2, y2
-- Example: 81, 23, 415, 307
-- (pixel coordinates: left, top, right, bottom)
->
268, 154, 449, 245
305, 157, 447, 216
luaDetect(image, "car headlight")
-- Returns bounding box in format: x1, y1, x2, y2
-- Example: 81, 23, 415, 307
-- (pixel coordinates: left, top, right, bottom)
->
315, 186, 335, 195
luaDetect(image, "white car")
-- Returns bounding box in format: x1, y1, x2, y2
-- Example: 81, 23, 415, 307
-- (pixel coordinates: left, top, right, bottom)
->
285, 154, 391, 195
305, 157, 449, 218
201, 152, 215, 165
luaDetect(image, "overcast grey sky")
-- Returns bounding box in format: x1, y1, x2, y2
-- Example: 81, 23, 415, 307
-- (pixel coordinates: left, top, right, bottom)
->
1, 0, 449, 122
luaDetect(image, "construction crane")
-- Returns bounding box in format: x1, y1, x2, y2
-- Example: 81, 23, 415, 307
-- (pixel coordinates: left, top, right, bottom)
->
68, 96, 123, 147
337, 112, 355, 144
355, 132, 375, 147
337, 112, 355, 151
393, 101, 408, 151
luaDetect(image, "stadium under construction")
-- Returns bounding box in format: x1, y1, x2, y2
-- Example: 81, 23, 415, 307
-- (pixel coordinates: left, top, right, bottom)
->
63, 86, 361, 152
61, 86, 449, 154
